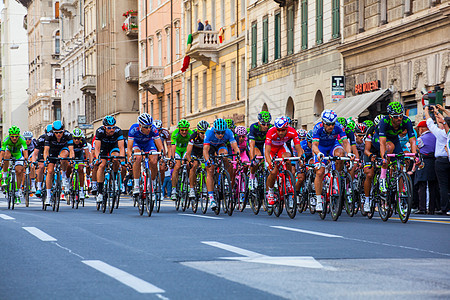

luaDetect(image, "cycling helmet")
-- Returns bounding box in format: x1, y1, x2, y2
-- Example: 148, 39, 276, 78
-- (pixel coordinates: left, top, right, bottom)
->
387, 101, 404, 115
45, 124, 53, 133
23, 131, 33, 139
356, 123, 367, 134
306, 130, 313, 142
52, 120, 64, 131
225, 119, 235, 130
297, 129, 307, 138
321, 109, 338, 124
73, 128, 83, 138
363, 120, 374, 128
137, 113, 153, 126
258, 111, 272, 123
235, 126, 247, 136
9, 126, 20, 135
347, 119, 357, 132
213, 119, 227, 131
374, 114, 384, 126
285, 116, 292, 125
178, 119, 190, 129
274, 116, 289, 129
337, 117, 347, 128
153, 119, 163, 129
103, 115, 116, 126
197, 120, 209, 131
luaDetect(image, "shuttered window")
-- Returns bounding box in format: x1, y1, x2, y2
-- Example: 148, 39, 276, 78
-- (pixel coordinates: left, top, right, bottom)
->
316, 0, 323, 45
251, 23, 257, 68
274, 12, 281, 60
301, 0, 308, 50
262, 17, 268, 64
332, 0, 340, 38
287, 6, 294, 55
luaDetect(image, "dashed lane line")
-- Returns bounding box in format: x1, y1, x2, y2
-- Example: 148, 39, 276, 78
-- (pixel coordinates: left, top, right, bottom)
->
22, 227, 57, 242
270, 226, 343, 238
179, 213, 223, 220
0, 214, 15, 220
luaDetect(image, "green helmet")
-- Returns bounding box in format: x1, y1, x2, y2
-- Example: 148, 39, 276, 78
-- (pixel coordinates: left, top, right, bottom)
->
337, 117, 347, 128
347, 119, 357, 131
177, 119, 190, 129
73, 128, 83, 138
258, 111, 272, 123
225, 119, 235, 130
387, 101, 404, 115
9, 126, 20, 136
363, 120, 374, 128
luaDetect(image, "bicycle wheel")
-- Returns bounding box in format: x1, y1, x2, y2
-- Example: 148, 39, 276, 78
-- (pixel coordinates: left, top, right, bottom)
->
319, 183, 327, 220
115, 171, 121, 209
175, 174, 182, 211
306, 171, 316, 214
70, 174, 76, 209
248, 189, 260, 215
220, 170, 233, 216
238, 172, 248, 212
396, 172, 412, 223
273, 188, 282, 217
199, 171, 208, 214
181, 169, 189, 212
343, 173, 355, 217
367, 176, 379, 219
7, 175, 13, 210
284, 170, 297, 219
109, 171, 116, 214
329, 171, 342, 221
146, 170, 153, 217
154, 171, 162, 213
25, 173, 30, 207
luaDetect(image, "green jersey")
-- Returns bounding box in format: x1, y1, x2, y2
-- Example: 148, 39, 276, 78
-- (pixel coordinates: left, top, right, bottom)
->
171, 128, 194, 156
1, 136, 28, 159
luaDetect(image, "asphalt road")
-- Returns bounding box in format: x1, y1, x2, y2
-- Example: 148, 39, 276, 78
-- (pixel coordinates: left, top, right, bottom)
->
1, 195, 449, 299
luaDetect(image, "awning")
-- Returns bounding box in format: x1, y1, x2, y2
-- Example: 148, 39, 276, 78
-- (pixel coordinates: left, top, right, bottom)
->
331, 89, 391, 119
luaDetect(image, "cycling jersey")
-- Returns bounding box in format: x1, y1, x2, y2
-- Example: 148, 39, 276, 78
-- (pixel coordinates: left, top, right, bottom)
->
204, 127, 236, 147
248, 122, 271, 152
26, 139, 37, 157
188, 131, 204, 158
378, 115, 415, 144
312, 122, 347, 148
95, 126, 124, 156
73, 138, 88, 160
345, 129, 356, 146
36, 134, 46, 161
265, 126, 300, 159
300, 140, 313, 160
128, 123, 159, 152
355, 141, 365, 158
171, 128, 194, 157
1, 136, 27, 159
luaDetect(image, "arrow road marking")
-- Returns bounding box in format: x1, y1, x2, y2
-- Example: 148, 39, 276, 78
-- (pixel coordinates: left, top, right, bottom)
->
202, 241, 324, 269
82, 260, 165, 294
271, 226, 343, 238
0, 214, 15, 220
23, 227, 57, 242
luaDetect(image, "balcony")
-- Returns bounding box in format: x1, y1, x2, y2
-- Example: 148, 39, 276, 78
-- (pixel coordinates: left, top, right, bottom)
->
80, 75, 96, 95
186, 31, 219, 66
51, 89, 62, 98
60, 0, 76, 17
122, 16, 138, 37
140, 66, 164, 94
125, 62, 139, 83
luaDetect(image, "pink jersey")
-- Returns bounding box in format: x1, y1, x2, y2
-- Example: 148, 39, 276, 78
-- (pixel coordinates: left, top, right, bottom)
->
265, 126, 300, 148
238, 137, 248, 151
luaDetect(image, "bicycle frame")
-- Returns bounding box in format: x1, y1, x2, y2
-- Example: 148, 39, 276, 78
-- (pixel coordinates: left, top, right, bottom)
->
272, 156, 299, 218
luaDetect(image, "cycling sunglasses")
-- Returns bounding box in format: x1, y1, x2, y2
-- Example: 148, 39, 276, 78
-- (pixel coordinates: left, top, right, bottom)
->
215, 130, 225, 135
141, 125, 152, 129
391, 114, 402, 119
105, 126, 115, 130
260, 122, 270, 126
323, 122, 335, 126
276, 128, 287, 132
54, 130, 64, 134
198, 131, 206, 134
10, 135, 20, 138
180, 128, 189, 132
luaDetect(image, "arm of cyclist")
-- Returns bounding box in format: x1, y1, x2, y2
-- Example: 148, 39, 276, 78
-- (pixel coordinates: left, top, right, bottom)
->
154, 138, 164, 155
68, 145, 75, 160
94, 140, 101, 163
185, 143, 193, 163
203, 144, 211, 165
118, 139, 125, 159
311, 140, 323, 161
230, 141, 240, 158
43, 145, 50, 163
264, 143, 272, 170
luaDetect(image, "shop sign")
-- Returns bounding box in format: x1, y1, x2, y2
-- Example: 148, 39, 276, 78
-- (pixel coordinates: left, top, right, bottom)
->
355, 80, 381, 94
331, 76, 345, 103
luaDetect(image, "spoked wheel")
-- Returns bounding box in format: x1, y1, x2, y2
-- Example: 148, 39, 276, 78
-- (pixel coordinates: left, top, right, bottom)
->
238, 173, 248, 212
115, 172, 121, 209
249, 190, 260, 215
319, 189, 327, 220
109, 174, 116, 214
396, 172, 412, 223
213, 189, 221, 215
273, 190, 282, 217
329, 171, 342, 221
283, 170, 297, 219
343, 173, 355, 217
367, 176, 379, 219
307, 172, 316, 214
264, 190, 274, 216
52, 192, 57, 212
154, 173, 162, 213
146, 172, 153, 217
200, 191, 208, 214
137, 194, 145, 216
181, 170, 189, 212
25, 174, 30, 207
175, 177, 182, 211
219, 171, 233, 216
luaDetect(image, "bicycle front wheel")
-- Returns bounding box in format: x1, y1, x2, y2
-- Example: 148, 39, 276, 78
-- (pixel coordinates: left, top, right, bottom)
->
181, 169, 189, 212
220, 170, 233, 216
396, 172, 412, 223
109, 171, 116, 214
24, 174, 30, 207
343, 173, 355, 217
284, 170, 297, 219
329, 171, 342, 221
146, 171, 153, 217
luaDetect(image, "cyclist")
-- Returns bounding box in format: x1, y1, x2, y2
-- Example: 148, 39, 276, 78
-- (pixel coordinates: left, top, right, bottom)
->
203, 118, 240, 210
248, 111, 272, 190
355, 123, 367, 159
170, 119, 194, 200
66, 128, 90, 201
295, 130, 314, 192
127, 113, 164, 198
265, 117, 303, 206
297, 129, 307, 142
94, 116, 126, 203
378, 102, 418, 193
0, 126, 28, 201
43, 120, 75, 202
185, 120, 209, 199
153, 119, 171, 189
312, 110, 353, 212
33, 124, 53, 197
23, 131, 37, 193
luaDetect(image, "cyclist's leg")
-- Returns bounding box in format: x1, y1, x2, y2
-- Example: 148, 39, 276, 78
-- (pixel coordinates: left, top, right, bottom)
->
332, 141, 345, 171
2, 150, 12, 185
131, 146, 143, 194
59, 148, 70, 190
189, 159, 199, 190
206, 146, 218, 207
171, 152, 182, 199
266, 147, 283, 205
14, 156, 25, 196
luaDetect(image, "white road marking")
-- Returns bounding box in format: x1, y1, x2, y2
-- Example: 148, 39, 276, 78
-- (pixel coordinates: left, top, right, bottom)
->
203, 241, 324, 269
23, 227, 57, 241
179, 214, 223, 220
271, 226, 343, 238
0, 214, 15, 220
82, 260, 165, 293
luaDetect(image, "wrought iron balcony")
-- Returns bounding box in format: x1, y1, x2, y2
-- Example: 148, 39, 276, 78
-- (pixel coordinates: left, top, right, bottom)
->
125, 62, 139, 83
140, 66, 164, 94
186, 31, 219, 66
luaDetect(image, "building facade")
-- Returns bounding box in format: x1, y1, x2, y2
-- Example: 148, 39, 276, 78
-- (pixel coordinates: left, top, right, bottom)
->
59, 0, 85, 132
183, 0, 247, 127
247, 0, 343, 129
139, 0, 184, 131
338, 0, 450, 124
19, 0, 62, 137
95, 0, 139, 130
1, 0, 29, 138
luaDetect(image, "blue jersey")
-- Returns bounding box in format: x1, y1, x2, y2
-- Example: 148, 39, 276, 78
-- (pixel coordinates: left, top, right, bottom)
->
300, 140, 312, 158
204, 127, 236, 147
128, 123, 160, 145
312, 122, 347, 148
378, 115, 415, 144
345, 129, 356, 146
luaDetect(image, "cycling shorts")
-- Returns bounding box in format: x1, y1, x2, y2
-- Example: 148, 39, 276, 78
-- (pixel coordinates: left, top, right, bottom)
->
269, 144, 290, 160
48, 147, 69, 163
240, 151, 249, 163
314, 140, 343, 168
372, 139, 402, 155
132, 141, 157, 154
100, 142, 119, 157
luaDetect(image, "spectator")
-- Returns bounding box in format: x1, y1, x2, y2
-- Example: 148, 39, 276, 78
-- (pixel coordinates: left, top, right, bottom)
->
425, 106, 449, 215
204, 20, 212, 31
415, 120, 438, 214
197, 19, 204, 31
163, 167, 172, 199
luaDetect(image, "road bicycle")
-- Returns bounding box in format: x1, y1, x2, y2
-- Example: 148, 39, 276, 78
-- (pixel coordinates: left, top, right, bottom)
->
174, 157, 190, 212
296, 159, 316, 214
3, 158, 26, 210
47, 157, 73, 212
353, 160, 366, 216
210, 154, 234, 215
248, 156, 267, 215
190, 157, 207, 214
98, 155, 125, 214
69, 159, 87, 209
153, 154, 166, 213
230, 158, 250, 213
270, 156, 299, 219
341, 158, 356, 217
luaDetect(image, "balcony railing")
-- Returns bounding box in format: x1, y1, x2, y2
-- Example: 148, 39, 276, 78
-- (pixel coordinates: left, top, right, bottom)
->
125, 62, 139, 83
186, 31, 219, 66
80, 75, 96, 94
140, 66, 164, 94
51, 89, 62, 98
123, 16, 138, 37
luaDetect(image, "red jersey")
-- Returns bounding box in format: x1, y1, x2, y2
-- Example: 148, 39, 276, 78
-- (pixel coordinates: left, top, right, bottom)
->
265, 126, 300, 148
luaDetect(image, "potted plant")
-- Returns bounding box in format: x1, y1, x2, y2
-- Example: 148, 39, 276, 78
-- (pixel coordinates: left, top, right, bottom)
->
123, 10, 138, 18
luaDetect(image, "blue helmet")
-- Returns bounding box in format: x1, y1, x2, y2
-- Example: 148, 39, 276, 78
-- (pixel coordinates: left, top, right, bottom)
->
321, 109, 338, 124
46, 124, 53, 133
306, 130, 313, 142
274, 116, 289, 129
213, 119, 228, 131
103, 115, 116, 126
138, 113, 153, 126
52, 120, 64, 131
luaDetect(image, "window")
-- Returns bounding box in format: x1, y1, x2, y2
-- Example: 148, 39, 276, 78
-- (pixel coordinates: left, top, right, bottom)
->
165, 28, 170, 64
167, 94, 171, 126
301, 0, 308, 49
149, 38, 154, 66
231, 61, 236, 100
159, 97, 163, 120
221, 64, 226, 103
221, 0, 225, 26
203, 71, 207, 109
141, 42, 147, 69
274, 12, 281, 60
230, 0, 235, 23
176, 91, 181, 122
241, 0, 245, 18
55, 1, 59, 18
332, 0, 340, 38
262, 17, 268, 64
55, 31, 60, 54
287, 6, 294, 55
175, 24, 180, 58
194, 75, 198, 112
316, 0, 323, 44
211, 0, 216, 29
251, 22, 257, 68
241, 56, 246, 99
157, 33, 162, 66
211, 68, 216, 106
